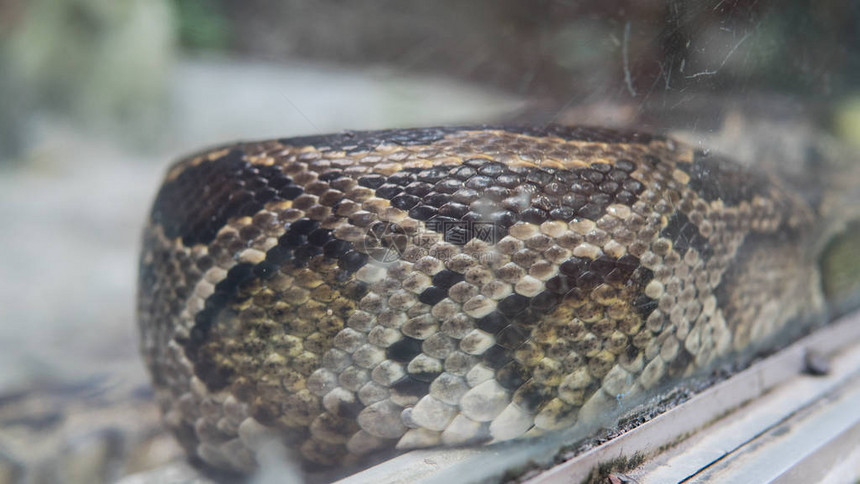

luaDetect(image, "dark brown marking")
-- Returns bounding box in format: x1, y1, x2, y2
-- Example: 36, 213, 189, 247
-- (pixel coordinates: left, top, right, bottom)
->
682, 151, 772, 205
151, 150, 304, 246
660, 212, 714, 261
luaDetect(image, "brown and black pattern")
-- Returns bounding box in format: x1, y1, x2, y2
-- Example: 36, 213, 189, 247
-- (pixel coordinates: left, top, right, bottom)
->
137, 125, 821, 473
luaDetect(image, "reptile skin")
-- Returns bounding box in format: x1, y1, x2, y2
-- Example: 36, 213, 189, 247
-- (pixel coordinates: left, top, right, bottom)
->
138, 125, 832, 473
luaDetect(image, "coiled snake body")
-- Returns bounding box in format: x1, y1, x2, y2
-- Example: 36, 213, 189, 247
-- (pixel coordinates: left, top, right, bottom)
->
138, 125, 842, 473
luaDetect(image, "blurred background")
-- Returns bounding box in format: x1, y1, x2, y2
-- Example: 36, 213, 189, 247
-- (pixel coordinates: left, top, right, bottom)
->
0, 0, 858, 479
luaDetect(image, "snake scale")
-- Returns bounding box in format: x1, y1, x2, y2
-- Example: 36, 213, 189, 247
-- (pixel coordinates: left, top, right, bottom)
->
137, 124, 856, 475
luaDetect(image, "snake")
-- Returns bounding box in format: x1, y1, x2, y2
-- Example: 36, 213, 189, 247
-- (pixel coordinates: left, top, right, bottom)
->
137, 124, 860, 475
